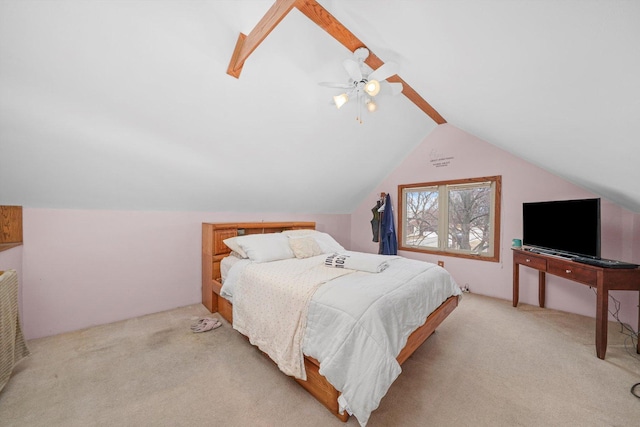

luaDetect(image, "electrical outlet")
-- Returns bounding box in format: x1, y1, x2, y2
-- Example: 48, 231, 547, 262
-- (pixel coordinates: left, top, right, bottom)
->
437, 260, 444, 267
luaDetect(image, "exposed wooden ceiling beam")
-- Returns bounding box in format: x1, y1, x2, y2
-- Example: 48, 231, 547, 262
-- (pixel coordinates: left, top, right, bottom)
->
295, 0, 362, 52
226, 0, 298, 78
226, 0, 446, 124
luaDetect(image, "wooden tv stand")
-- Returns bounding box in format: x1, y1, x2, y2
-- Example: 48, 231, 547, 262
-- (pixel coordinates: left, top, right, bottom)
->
512, 248, 640, 359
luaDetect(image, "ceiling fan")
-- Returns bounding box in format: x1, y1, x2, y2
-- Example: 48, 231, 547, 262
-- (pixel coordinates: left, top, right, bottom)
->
320, 47, 403, 123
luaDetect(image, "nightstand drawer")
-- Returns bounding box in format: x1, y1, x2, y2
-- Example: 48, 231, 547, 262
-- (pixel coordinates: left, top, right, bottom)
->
514, 251, 547, 270
548, 260, 597, 285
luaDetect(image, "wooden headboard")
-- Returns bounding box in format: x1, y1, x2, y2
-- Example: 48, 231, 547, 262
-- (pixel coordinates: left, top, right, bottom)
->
201, 221, 316, 314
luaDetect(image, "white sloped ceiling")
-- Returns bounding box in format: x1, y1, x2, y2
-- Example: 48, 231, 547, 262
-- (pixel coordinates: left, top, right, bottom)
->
1, 0, 639, 213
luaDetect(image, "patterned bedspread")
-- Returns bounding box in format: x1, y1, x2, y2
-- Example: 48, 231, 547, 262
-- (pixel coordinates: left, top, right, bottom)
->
231, 257, 350, 380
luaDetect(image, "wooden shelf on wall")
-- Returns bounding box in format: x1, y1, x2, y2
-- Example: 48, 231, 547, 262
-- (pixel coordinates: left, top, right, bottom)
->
0, 206, 23, 253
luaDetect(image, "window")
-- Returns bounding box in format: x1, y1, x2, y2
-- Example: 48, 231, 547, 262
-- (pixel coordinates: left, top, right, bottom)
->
398, 176, 501, 262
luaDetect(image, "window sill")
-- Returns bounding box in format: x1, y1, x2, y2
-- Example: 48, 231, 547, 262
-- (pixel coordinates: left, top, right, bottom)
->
400, 246, 499, 262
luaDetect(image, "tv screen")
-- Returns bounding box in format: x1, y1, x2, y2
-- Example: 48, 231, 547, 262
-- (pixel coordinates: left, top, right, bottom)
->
522, 198, 601, 258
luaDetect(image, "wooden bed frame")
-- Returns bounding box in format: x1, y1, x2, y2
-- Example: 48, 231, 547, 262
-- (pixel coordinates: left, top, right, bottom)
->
202, 221, 459, 422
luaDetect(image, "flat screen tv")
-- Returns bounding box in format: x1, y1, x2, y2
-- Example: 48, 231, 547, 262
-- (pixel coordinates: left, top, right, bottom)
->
522, 198, 601, 259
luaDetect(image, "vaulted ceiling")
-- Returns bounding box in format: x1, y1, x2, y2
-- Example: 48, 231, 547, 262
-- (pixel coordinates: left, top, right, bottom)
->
1, 0, 639, 213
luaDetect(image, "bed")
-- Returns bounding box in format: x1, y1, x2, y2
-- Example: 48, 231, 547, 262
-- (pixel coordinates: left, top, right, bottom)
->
202, 221, 461, 425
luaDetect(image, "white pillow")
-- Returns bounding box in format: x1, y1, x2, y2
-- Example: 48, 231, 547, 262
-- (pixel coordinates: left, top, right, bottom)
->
228, 250, 245, 259
282, 229, 345, 253
223, 237, 248, 258
235, 233, 295, 263
310, 232, 346, 253
289, 236, 323, 259
282, 229, 319, 237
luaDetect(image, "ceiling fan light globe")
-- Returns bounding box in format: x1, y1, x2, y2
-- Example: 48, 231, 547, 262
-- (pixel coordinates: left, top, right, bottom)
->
333, 93, 349, 109
366, 99, 377, 112
365, 80, 381, 97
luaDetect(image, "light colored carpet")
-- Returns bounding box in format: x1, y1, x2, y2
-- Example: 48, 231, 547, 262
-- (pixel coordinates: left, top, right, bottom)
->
1, 293, 639, 426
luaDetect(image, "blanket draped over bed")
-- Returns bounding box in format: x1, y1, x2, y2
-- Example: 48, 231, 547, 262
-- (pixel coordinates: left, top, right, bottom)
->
231, 257, 351, 379
227, 253, 461, 427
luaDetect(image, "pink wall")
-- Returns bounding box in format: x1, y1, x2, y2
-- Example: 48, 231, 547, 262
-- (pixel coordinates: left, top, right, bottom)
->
635, 215, 640, 261
350, 124, 640, 326
21, 209, 350, 339
0, 246, 23, 283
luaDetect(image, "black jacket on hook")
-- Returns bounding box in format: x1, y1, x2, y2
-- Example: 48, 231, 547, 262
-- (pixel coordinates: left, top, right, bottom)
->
380, 194, 398, 255
370, 200, 381, 242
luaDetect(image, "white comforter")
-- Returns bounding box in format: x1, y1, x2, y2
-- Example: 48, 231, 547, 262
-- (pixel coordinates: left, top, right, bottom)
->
222, 252, 461, 426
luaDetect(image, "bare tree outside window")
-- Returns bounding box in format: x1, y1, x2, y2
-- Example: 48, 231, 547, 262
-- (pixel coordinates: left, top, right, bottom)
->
404, 189, 438, 248
398, 176, 501, 262
447, 186, 491, 253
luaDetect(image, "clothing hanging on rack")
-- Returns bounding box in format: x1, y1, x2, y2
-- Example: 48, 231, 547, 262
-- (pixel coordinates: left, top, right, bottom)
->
380, 193, 398, 255
371, 193, 386, 243
370, 200, 382, 243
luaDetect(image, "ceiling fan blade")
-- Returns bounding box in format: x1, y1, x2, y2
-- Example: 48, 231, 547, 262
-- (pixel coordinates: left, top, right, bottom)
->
384, 81, 403, 95
342, 58, 362, 81
368, 62, 399, 82
319, 82, 352, 89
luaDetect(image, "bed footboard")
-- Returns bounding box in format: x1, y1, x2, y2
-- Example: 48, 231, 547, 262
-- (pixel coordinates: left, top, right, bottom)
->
297, 356, 349, 422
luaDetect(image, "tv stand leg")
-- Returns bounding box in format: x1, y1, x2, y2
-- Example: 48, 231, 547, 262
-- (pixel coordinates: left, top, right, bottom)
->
538, 271, 546, 308
595, 280, 608, 360
513, 262, 519, 307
